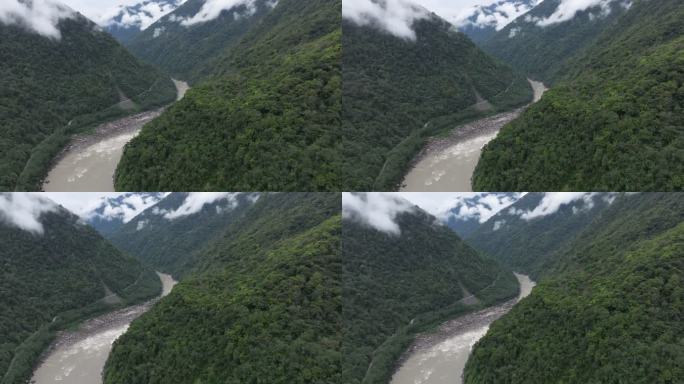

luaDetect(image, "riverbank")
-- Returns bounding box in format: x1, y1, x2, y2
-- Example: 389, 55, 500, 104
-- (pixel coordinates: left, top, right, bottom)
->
30, 273, 177, 384
42, 80, 188, 192
400, 80, 547, 192
390, 274, 536, 384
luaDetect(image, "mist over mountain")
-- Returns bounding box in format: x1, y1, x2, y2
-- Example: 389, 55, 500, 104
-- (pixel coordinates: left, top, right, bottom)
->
101, 0, 185, 44
455, 0, 541, 43
85, 192, 167, 235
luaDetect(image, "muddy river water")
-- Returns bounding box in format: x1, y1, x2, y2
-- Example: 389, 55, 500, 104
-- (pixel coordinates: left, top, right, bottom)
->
30, 273, 177, 384
43, 80, 189, 192
390, 273, 536, 384
401, 80, 547, 192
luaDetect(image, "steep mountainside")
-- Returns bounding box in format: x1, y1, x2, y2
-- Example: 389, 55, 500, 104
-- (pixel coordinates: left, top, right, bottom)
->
0, 4, 176, 191
342, 194, 519, 383
0, 194, 160, 384
466, 192, 615, 278
125, 0, 274, 82
464, 193, 684, 383
482, 0, 631, 83
341, 14, 532, 190
104, 193, 342, 383
103, 0, 184, 44
104, 192, 259, 277
457, 0, 540, 43
114, 0, 341, 191
473, 0, 684, 191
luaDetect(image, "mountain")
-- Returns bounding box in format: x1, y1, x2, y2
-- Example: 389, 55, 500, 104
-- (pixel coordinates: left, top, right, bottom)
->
465, 192, 616, 278
103, 193, 341, 384
341, 9, 533, 190
114, 0, 341, 191
456, 0, 540, 43
0, 1, 177, 191
102, 0, 184, 44
124, 0, 275, 82
444, 192, 522, 237
341, 193, 519, 383
482, 0, 631, 83
0, 193, 161, 384
464, 193, 684, 383
104, 192, 259, 277
473, 0, 684, 191
86, 192, 166, 235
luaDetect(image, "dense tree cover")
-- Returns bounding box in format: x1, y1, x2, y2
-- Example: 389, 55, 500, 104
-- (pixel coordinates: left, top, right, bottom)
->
114, 0, 341, 191
465, 193, 614, 278
103, 193, 343, 383
342, 18, 533, 190
125, 0, 272, 82
0, 197, 160, 384
0, 16, 176, 191
342, 199, 519, 383
473, 0, 684, 190
464, 193, 684, 383
481, 0, 629, 84
104, 193, 259, 277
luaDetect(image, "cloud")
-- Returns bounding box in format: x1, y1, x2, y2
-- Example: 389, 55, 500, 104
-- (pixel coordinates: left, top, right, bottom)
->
343, 0, 430, 40
0, 0, 75, 39
453, 0, 541, 31
513, 192, 617, 220
44, 192, 167, 223
342, 192, 416, 235
102, 0, 185, 30
96, 193, 167, 223
396, 192, 523, 223
0, 193, 59, 234
492, 219, 505, 231
178, 0, 273, 26
529, 0, 631, 27
160, 192, 241, 220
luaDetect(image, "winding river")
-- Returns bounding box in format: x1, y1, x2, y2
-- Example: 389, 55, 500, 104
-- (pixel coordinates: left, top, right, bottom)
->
390, 273, 535, 384
400, 80, 547, 192
30, 272, 177, 384
43, 80, 189, 192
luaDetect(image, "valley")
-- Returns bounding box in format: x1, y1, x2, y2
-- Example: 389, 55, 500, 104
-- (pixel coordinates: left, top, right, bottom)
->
400, 80, 546, 192
31, 273, 177, 384
43, 80, 188, 192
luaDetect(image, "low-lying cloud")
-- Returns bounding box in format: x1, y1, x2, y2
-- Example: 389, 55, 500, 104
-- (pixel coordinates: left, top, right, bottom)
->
160, 192, 241, 220
95, 193, 167, 223
101, 0, 184, 30
0, 193, 58, 234
177, 0, 276, 26
454, 0, 541, 31
343, 192, 416, 235
530, 0, 631, 27
0, 0, 75, 39
397, 192, 523, 223
512, 192, 618, 220
343, 0, 429, 40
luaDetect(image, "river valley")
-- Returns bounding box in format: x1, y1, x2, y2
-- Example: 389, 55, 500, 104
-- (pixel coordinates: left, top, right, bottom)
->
400, 80, 547, 192
43, 80, 189, 192
30, 273, 177, 384
390, 273, 536, 384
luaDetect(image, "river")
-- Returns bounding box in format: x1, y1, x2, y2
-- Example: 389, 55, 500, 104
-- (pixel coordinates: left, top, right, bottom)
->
30, 272, 177, 384
400, 80, 547, 192
42, 79, 189, 192
390, 273, 536, 384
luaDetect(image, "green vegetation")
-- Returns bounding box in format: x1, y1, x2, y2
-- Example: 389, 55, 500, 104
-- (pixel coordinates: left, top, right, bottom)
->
114, 0, 341, 191
342, 18, 533, 190
473, 0, 684, 191
103, 193, 342, 383
105, 193, 258, 278
0, 16, 176, 191
342, 199, 519, 383
464, 193, 684, 383
0, 199, 160, 384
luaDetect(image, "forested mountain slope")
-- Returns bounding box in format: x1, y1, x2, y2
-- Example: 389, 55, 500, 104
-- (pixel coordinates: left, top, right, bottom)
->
104, 192, 259, 277
0, 194, 160, 384
342, 14, 532, 190
482, 0, 630, 84
0, 5, 176, 191
103, 193, 342, 383
473, 0, 684, 191
342, 194, 519, 383
464, 193, 684, 383
466, 192, 615, 278
125, 0, 274, 82
114, 0, 341, 191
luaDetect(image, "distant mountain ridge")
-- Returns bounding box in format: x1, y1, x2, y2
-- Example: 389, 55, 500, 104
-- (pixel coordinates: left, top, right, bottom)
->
456, 0, 541, 43
102, 0, 185, 44
86, 192, 166, 235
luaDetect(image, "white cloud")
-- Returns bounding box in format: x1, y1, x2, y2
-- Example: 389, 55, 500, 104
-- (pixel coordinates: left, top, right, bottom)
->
102, 0, 184, 30
136, 219, 149, 230
44, 192, 167, 223
492, 219, 505, 231
0, 0, 75, 39
514, 192, 617, 220
161, 192, 240, 220
452, 0, 542, 31
396, 192, 523, 223
342, 192, 416, 235
0, 193, 59, 234
530, 0, 631, 27
179, 0, 256, 26
343, 0, 431, 40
